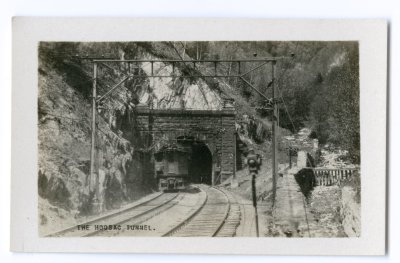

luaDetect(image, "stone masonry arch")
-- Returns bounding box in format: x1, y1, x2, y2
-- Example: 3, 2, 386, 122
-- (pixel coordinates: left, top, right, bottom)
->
134, 103, 236, 185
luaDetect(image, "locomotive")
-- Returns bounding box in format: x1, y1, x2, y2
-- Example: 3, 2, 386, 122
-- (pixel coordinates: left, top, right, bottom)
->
154, 143, 191, 191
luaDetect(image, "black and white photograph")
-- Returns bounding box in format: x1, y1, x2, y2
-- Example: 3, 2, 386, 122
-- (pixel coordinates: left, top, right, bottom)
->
38, 41, 361, 238
9, 18, 388, 255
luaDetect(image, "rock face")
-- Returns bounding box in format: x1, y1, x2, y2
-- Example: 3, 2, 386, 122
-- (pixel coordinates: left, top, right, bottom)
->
340, 186, 361, 237
38, 63, 134, 216
139, 58, 223, 110
37, 43, 235, 227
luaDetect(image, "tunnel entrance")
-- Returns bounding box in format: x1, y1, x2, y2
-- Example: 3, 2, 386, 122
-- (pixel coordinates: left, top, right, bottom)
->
188, 143, 212, 185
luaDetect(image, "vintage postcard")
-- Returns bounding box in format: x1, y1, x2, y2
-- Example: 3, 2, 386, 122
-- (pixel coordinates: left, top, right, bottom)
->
11, 18, 387, 255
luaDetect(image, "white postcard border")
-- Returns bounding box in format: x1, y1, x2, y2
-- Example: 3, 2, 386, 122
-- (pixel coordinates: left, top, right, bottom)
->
11, 18, 387, 255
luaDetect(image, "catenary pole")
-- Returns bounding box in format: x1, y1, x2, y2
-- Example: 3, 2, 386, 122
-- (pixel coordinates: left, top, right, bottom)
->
89, 62, 97, 194
271, 60, 278, 208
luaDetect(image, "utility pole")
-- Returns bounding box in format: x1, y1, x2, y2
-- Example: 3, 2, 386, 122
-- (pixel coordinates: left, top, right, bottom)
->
271, 60, 278, 208
89, 62, 97, 194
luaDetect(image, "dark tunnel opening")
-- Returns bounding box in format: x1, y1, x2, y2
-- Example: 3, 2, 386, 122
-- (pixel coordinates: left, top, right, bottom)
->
189, 143, 212, 185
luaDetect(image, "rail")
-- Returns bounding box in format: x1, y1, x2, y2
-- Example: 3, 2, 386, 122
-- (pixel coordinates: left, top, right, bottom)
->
165, 185, 240, 237
46, 192, 178, 237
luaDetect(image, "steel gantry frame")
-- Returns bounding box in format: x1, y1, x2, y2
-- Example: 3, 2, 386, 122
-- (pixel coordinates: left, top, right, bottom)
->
82, 55, 293, 234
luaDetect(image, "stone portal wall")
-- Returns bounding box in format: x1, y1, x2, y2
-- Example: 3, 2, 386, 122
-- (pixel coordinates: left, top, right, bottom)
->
134, 104, 236, 185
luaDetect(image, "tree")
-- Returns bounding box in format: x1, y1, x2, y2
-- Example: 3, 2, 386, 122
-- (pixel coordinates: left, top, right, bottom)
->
308, 43, 360, 163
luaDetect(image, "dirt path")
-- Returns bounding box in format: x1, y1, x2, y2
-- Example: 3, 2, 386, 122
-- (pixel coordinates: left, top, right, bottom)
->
272, 169, 313, 237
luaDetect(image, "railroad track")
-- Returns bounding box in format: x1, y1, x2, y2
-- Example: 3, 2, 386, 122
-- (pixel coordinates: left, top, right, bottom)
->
47, 192, 181, 237
164, 185, 241, 237
47, 185, 241, 237
214, 187, 241, 237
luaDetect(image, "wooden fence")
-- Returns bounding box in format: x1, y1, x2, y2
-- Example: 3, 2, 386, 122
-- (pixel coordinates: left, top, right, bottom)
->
311, 168, 359, 186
